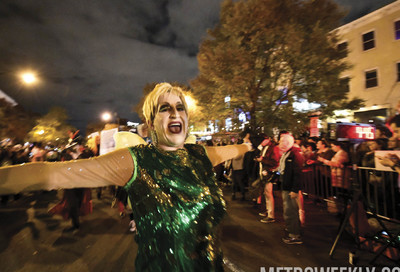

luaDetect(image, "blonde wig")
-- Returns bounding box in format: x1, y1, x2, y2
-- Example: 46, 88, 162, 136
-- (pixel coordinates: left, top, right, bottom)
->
142, 83, 189, 125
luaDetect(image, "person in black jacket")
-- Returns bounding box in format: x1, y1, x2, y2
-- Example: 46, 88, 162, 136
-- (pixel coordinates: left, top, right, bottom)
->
277, 133, 304, 245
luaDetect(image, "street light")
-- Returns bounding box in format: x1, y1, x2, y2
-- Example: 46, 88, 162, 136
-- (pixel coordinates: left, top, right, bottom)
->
21, 73, 36, 84
19, 71, 38, 85
101, 112, 112, 122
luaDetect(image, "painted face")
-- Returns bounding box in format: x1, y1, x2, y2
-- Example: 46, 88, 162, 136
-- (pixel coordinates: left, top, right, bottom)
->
279, 134, 294, 152
151, 92, 188, 151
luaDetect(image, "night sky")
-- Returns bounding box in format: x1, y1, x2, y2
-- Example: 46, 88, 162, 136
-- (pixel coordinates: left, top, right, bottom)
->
0, 0, 395, 132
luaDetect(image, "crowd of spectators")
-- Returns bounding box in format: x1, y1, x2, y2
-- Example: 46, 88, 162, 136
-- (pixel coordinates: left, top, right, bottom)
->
1, 113, 399, 240
204, 114, 400, 242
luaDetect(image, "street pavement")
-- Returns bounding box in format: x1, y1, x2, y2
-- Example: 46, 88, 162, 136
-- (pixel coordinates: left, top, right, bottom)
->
0, 187, 397, 272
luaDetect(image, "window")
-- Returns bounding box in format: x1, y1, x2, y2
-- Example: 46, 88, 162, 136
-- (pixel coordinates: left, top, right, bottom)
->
397, 63, 400, 82
395, 20, 400, 40
337, 42, 348, 57
337, 42, 348, 52
340, 77, 350, 92
362, 31, 375, 51
365, 69, 378, 88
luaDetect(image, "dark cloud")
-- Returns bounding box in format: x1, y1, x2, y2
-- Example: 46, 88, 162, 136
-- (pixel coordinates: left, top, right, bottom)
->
0, 0, 221, 131
0, 0, 391, 132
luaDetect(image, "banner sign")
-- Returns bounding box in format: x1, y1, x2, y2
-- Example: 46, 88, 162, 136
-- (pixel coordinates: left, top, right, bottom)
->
100, 128, 118, 155
309, 116, 319, 137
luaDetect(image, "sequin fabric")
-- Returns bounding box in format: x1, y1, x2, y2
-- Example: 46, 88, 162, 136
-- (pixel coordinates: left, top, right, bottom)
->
125, 144, 226, 271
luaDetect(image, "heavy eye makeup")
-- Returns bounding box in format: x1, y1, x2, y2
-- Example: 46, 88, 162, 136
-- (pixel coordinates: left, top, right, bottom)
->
158, 104, 170, 112
158, 103, 186, 113
176, 104, 185, 112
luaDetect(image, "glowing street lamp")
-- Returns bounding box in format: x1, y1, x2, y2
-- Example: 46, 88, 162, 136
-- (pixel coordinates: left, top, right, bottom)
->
101, 112, 112, 122
20, 72, 38, 85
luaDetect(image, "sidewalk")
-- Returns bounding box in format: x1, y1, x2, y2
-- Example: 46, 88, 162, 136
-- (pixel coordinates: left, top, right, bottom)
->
220, 186, 399, 271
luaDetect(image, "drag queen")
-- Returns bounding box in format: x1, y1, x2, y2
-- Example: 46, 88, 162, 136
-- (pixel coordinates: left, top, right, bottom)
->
0, 83, 251, 271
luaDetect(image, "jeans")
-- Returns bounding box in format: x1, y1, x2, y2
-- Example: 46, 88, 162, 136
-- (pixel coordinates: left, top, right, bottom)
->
282, 190, 301, 238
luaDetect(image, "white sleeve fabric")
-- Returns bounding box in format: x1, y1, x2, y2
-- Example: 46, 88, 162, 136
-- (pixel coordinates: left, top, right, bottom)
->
0, 148, 134, 195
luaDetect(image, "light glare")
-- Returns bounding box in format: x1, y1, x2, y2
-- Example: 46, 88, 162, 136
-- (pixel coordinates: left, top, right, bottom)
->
185, 94, 196, 109
102, 112, 112, 122
21, 72, 37, 84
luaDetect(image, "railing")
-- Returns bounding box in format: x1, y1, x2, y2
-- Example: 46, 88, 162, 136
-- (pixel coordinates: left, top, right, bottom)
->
301, 164, 400, 221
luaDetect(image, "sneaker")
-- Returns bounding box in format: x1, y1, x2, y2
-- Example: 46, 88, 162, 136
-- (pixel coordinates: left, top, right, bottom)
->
72, 228, 80, 235
260, 217, 275, 223
258, 211, 268, 217
282, 237, 303, 245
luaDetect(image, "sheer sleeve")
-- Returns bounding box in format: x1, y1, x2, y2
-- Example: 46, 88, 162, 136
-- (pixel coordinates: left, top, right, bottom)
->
205, 143, 252, 167
0, 148, 134, 195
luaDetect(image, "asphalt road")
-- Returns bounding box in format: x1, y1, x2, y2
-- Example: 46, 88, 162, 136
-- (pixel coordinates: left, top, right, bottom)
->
0, 187, 397, 272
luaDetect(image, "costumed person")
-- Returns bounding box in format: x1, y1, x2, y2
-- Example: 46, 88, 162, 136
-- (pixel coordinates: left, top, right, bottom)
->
0, 82, 252, 271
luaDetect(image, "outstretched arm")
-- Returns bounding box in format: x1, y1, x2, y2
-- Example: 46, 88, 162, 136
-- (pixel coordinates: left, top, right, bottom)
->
205, 143, 252, 167
0, 148, 134, 195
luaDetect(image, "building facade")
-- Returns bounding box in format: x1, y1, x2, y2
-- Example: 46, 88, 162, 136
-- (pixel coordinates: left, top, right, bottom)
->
336, 0, 400, 124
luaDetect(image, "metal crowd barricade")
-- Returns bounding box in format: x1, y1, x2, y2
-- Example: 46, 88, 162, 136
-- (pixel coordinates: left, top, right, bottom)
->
301, 164, 400, 221
356, 167, 399, 221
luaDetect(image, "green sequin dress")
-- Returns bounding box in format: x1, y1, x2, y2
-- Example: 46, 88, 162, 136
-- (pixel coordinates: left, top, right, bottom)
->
125, 144, 226, 271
